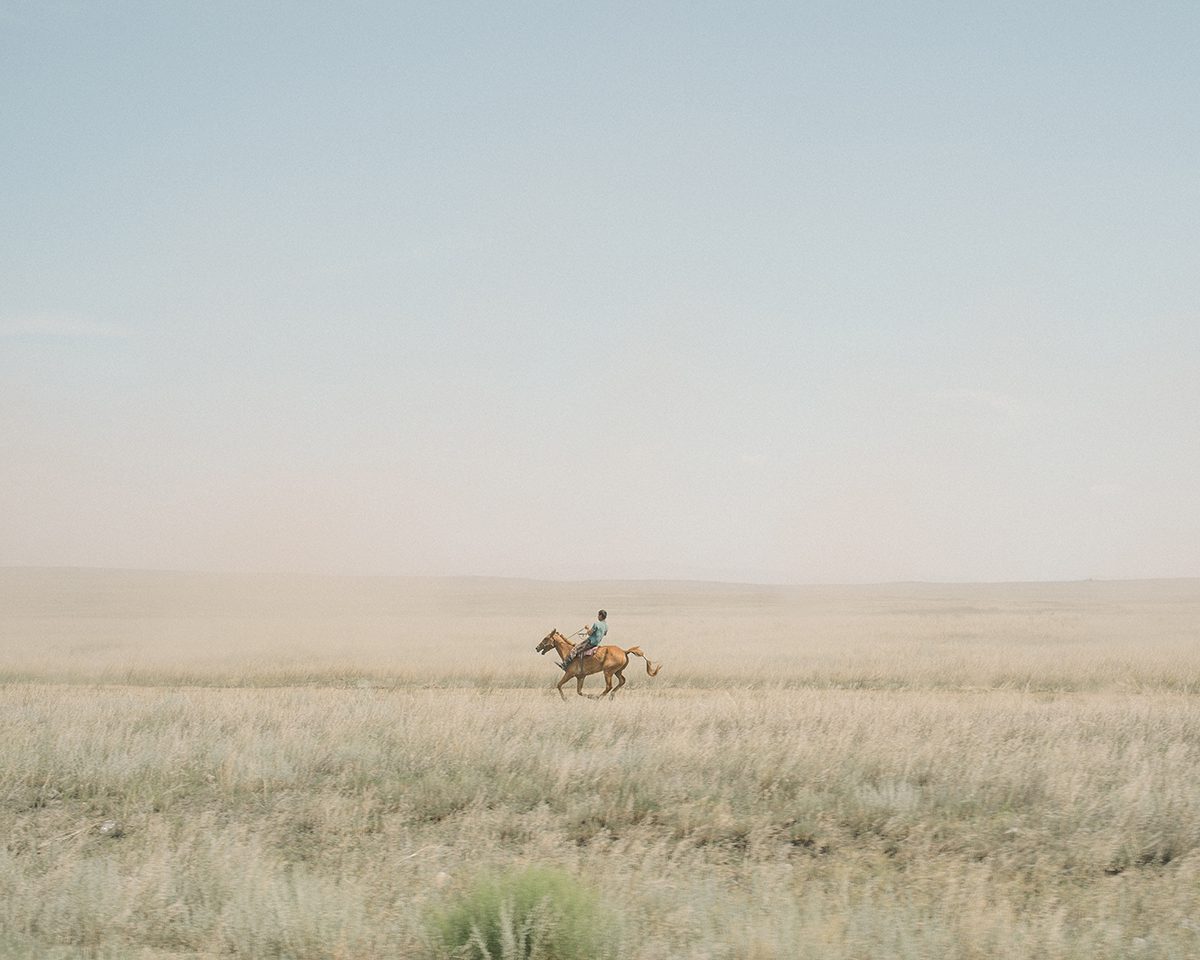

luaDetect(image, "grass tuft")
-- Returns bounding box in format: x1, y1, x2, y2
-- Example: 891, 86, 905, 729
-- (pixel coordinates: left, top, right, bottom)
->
428, 865, 611, 960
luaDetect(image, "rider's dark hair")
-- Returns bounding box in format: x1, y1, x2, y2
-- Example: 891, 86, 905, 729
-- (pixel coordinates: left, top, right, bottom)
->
598, 609, 607, 619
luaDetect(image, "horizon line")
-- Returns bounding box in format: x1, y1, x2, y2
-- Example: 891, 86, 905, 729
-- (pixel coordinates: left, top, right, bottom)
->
2, 564, 1198, 590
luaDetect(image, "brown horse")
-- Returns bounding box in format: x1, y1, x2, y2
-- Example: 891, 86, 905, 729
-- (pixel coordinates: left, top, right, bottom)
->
535, 629, 660, 699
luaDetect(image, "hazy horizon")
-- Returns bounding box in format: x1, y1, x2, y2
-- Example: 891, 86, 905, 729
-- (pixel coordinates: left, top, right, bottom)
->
3, 3, 1198, 584
4, 564, 1199, 592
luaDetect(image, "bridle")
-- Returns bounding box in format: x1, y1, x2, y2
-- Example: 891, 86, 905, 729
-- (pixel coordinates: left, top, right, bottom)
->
536, 628, 585, 655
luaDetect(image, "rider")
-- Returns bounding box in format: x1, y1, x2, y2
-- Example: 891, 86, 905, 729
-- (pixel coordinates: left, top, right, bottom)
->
560, 609, 607, 670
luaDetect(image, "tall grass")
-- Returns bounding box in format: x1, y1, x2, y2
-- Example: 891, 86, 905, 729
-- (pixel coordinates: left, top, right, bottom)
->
4, 684, 1200, 958
3, 571, 1200, 958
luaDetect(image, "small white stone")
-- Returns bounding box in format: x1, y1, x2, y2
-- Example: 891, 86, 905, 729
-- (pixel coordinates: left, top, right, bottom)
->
433, 871, 452, 889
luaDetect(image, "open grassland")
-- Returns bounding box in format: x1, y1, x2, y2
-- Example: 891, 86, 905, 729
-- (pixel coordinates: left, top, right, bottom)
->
2, 570, 1200, 958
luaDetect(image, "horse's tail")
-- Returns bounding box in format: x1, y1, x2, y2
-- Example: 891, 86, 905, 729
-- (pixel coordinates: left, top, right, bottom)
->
624, 647, 660, 677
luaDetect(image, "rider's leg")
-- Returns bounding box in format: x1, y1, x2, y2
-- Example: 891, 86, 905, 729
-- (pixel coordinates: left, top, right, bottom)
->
559, 642, 584, 670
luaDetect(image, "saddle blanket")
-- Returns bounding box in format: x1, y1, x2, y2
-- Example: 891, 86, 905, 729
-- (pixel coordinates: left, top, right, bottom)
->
582, 645, 602, 658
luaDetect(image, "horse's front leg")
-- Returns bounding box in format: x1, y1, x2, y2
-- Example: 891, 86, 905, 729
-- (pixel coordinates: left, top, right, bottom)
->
555, 671, 571, 700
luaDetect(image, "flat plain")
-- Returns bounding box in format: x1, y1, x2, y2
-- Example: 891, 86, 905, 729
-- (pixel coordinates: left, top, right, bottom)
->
3, 569, 1199, 958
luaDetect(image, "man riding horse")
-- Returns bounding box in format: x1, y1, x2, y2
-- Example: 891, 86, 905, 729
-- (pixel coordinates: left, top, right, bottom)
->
559, 609, 607, 670
536, 616, 660, 699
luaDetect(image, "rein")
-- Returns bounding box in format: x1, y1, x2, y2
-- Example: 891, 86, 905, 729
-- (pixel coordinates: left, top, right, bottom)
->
538, 628, 587, 656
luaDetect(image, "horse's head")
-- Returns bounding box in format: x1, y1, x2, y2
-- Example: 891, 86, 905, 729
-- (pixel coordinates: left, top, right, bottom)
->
535, 629, 560, 655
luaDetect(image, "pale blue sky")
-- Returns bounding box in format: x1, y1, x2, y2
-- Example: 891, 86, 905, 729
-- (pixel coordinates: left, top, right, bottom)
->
2, 1, 1197, 582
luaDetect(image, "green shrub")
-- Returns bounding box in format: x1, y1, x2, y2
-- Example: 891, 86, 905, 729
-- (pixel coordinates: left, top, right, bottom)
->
427, 865, 611, 960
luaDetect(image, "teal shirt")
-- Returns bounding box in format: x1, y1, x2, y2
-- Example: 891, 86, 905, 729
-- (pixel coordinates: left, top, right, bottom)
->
586, 620, 607, 647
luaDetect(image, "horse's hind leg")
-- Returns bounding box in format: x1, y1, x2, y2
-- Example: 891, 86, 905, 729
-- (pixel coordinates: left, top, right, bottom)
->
597, 670, 614, 699
611, 670, 626, 697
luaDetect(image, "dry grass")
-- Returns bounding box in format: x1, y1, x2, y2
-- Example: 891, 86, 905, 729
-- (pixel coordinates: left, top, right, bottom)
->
3, 569, 1200, 958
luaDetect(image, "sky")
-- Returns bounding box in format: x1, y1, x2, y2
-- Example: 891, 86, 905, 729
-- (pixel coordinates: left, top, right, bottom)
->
1, 1, 1198, 583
